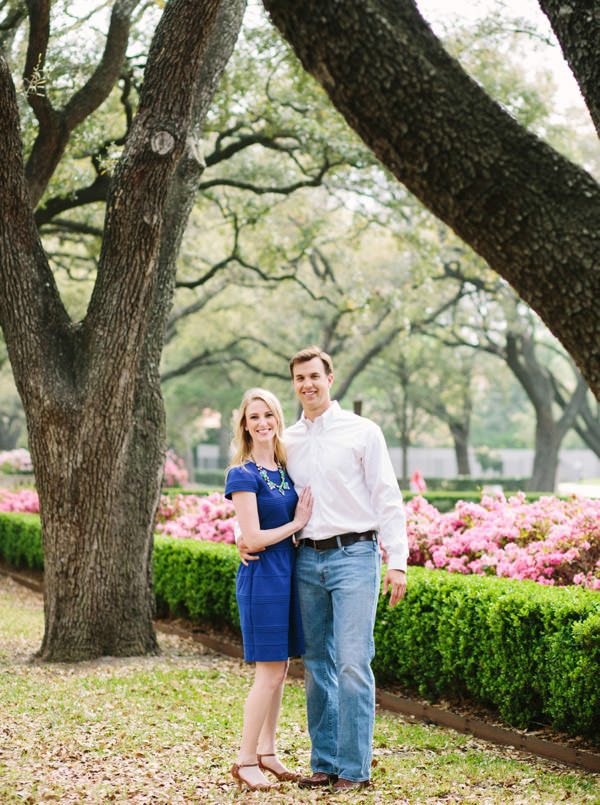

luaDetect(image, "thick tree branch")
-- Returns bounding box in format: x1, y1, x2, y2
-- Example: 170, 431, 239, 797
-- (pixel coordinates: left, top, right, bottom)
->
23, 0, 52, 127
205, 129, 304, 166
161, 335, 290, 382
35, 174, 110, 228
0, 52, 73, 403
78, 0, 223, 403
263, 0, 600, 398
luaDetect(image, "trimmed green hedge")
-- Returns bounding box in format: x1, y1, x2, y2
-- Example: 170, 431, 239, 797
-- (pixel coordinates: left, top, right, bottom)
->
0, 513, 44, 570
372, 568, 600, 738
2, 512, 599, 739
420, 477, 530, 492
153, 535, 240, 629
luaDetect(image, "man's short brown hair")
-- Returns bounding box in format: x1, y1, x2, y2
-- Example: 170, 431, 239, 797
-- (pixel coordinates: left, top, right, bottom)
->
289, 346, 333, 377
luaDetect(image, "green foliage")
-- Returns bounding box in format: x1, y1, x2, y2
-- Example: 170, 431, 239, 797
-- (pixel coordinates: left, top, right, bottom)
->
192, 469, 228, 487
153, 535, 240, 629
0, 513, 44, 570
373, 568, 600, 739
418, 477, 530, 490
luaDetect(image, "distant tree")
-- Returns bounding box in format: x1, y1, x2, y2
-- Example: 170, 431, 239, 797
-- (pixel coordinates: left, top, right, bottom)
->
433, 261, 588, 490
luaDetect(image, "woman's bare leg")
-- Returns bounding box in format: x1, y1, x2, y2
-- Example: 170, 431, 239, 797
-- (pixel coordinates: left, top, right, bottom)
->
257, 660, 296, 776
235, 660, 288, 786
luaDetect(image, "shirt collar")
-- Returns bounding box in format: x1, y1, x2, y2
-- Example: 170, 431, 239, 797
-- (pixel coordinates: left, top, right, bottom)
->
299, 400, 339, 429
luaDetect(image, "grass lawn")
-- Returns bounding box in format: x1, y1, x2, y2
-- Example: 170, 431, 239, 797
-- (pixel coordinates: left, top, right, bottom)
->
0, 575, 598, 804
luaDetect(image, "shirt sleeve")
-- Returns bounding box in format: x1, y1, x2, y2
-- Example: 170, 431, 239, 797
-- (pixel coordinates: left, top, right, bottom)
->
363, 423, 409, 572
225, 465, 259, 500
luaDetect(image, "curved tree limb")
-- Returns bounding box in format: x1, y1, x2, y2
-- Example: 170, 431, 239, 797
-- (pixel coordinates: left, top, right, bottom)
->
262, 0, 600, 398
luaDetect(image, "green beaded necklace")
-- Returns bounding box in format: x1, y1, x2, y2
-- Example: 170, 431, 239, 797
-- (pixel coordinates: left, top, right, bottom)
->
253, 459, 290, 496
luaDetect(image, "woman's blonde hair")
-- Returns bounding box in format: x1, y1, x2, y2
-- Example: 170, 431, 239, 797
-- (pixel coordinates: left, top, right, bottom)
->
228, 387, 287, 469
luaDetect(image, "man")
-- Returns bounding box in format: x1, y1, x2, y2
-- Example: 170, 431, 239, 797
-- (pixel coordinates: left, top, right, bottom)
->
240, 346, 408, 793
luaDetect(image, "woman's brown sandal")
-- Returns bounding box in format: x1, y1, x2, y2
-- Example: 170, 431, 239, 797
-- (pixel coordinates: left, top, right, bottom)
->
230, 762, 274, 791
257, 753, 301, 782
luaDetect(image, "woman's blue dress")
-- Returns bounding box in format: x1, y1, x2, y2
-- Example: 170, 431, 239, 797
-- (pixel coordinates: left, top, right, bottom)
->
225, 462, 305, 662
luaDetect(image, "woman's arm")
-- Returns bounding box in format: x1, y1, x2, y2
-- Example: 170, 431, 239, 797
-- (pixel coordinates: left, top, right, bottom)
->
231, 487, 312, 552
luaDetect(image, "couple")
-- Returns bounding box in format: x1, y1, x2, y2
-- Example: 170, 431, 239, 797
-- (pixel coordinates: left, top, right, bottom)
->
225, 346, 408, 793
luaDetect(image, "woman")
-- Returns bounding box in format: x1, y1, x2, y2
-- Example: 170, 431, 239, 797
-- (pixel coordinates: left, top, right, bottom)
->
225, 388, 312, 792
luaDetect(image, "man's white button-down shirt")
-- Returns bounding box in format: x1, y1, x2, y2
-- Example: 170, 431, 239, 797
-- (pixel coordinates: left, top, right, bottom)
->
285, 401, 409, 571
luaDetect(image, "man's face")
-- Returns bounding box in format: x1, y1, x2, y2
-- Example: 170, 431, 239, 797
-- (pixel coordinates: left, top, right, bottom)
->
291, 356, 333, 419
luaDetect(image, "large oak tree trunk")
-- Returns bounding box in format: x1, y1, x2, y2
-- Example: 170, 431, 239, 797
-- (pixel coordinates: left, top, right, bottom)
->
0, 0, 247, 661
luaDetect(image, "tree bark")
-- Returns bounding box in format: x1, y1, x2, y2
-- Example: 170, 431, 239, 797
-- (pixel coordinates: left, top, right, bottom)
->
262, 0, 600, 400
0, 0, 245, 661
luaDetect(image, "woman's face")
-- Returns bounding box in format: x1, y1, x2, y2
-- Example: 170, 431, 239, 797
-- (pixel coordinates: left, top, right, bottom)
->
244, 399, 278, 448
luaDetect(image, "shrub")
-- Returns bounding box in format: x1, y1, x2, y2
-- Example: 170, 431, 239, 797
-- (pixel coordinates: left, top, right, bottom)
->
162, 450, 189, 488
0, 513, 44, 569
0, 488, 40, 513
405, 493, 600, 590
156, 492, 235, 543
372, 566, 600, 738
153, 535, 239, 628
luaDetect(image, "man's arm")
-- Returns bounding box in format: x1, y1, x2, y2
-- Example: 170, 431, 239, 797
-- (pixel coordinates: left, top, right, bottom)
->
364, 423, 409, 573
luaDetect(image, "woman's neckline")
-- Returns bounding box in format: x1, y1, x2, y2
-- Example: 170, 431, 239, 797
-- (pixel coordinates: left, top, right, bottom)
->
250, 454, 278, 472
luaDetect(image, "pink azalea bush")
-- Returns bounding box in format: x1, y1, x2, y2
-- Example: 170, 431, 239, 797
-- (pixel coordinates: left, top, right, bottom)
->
4, 469, 600, 590
163, 450, 189, 488
406, 492, 600, 591
156, 492, 236, 543
0, 487, 39, 513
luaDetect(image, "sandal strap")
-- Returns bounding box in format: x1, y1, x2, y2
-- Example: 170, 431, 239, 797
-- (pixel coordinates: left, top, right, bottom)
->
238, 762, 259, 768
258, 753, 276, 759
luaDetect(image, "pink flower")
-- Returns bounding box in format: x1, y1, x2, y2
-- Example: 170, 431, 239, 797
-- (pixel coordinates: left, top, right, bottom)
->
404, 491, 600, 589
0, 488, 39, 513
162, 450, 189, 488
156, 491, 235, 543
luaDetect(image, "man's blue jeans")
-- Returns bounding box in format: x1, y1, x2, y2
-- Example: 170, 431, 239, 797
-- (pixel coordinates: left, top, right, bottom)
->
296, 538, 381, 782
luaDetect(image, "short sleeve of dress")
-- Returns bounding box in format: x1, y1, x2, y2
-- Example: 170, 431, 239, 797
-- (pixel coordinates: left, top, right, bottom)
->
225, 464, 260, 500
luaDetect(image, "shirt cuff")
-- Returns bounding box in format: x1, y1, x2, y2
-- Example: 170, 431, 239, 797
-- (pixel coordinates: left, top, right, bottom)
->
385, 547, 407, 572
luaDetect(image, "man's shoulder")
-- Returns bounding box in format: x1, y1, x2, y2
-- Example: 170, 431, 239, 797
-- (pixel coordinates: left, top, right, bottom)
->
333, 407, 379, 432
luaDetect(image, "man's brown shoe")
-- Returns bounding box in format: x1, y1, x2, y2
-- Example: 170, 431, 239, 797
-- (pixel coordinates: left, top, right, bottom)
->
331, 777, 371, 793
298, 772, 337, 788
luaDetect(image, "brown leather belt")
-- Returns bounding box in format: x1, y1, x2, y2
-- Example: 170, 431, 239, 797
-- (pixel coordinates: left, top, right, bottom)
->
298, 531, 377, 551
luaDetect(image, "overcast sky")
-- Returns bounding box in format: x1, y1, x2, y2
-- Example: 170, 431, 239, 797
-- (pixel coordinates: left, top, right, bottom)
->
415, 0, 583, 112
